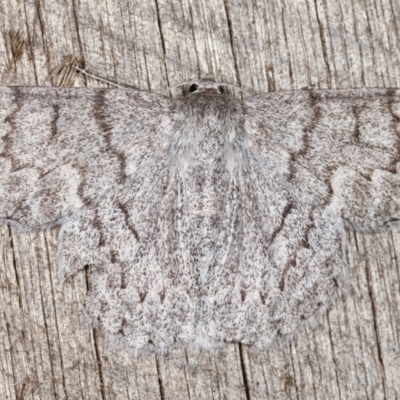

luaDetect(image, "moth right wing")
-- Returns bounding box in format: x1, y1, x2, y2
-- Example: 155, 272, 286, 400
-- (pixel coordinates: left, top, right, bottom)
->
243, 88, 400, 232
204, 88, 400, 348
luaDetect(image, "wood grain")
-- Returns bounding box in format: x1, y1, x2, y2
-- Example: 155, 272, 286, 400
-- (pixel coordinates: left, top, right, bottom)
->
1, 0, 400, 398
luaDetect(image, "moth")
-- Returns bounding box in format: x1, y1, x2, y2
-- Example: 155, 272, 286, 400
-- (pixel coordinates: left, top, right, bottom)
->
1, 80, 399, 356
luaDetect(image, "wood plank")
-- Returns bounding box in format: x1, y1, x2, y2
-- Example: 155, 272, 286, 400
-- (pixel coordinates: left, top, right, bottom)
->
1, 0, 400, 398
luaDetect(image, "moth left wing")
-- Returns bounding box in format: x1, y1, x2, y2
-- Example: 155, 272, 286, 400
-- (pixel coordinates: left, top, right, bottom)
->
0, 86, 173, 231
56, 165, 201, 356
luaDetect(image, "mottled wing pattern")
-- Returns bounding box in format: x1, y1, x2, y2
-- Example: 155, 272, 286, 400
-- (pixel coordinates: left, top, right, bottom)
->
0, 86, 172, 230
207, 89, 400, 347
0, 87, 200, 355
245, 89, 400, 231
57, 171, 200, 356
2, 84, 400, 355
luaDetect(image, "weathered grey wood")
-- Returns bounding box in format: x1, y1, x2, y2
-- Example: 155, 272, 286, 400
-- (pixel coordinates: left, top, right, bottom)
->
1, 0, 400, 398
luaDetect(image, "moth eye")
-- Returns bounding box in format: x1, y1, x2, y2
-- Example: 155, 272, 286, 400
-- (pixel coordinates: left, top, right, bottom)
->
189, 84, 199, 93
217, 85, 224, 93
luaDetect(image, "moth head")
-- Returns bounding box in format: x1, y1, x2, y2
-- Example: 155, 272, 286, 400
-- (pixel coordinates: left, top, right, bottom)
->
168, 79, 246, 97
187, 80, 226, 95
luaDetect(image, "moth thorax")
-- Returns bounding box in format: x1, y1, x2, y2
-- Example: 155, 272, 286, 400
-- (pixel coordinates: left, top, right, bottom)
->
194, 124, 226, 164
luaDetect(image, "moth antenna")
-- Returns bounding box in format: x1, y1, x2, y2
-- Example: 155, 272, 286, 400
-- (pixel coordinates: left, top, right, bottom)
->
69, 64, 123, 88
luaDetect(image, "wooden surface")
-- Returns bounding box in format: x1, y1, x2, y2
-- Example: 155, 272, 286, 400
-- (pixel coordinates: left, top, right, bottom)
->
1, 0, 400, 398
